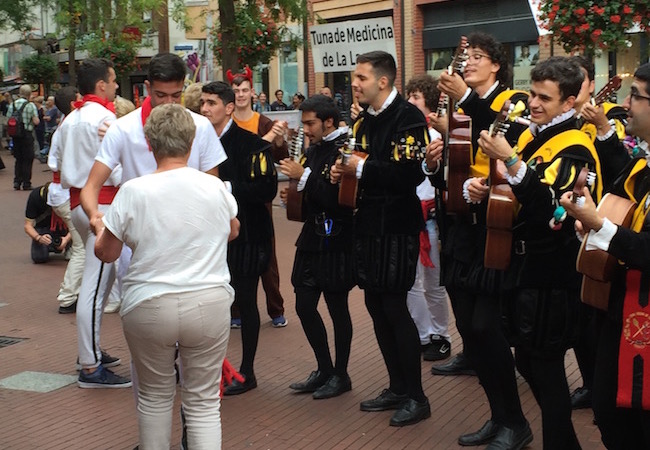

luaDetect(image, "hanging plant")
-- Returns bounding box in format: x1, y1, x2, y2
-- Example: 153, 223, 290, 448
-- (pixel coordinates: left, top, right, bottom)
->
539, 1, 650, 53
82, 32, 140, 80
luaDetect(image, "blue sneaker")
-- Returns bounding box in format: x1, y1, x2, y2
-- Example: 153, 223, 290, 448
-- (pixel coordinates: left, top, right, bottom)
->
230, 318, 241, 329
78, 365, 132, 389
272, 315, 288, 328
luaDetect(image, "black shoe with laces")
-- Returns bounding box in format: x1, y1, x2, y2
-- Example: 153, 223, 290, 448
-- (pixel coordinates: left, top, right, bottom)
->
360, 389, 408, 411
570, 386, 592, 409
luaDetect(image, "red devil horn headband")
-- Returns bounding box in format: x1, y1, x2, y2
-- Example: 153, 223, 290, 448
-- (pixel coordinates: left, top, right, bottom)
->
226, 66, 253, 85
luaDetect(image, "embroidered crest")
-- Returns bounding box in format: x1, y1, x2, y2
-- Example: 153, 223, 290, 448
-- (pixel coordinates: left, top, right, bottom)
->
623, 311, 650, 349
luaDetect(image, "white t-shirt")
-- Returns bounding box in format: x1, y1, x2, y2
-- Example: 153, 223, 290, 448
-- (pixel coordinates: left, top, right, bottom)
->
96, 106, 227, 183
59, 102, 121, 189
46, 129, 69, 207
103, 167, 238, 316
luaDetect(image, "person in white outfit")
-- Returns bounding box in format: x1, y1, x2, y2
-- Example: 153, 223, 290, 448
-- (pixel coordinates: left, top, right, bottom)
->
95, 104, 240, 450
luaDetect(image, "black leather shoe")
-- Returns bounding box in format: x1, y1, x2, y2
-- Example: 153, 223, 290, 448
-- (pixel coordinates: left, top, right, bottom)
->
431, 353, 476, 376
58, 302, 77, 314
360, 389, 408, 411
223, 374, 257, 396
389, 398, 431, 427
289, 370, 329, 393
313, 374, 351, 399
458, 419, 500, 446
570, 386, 592, 410
485, 423, 533, 450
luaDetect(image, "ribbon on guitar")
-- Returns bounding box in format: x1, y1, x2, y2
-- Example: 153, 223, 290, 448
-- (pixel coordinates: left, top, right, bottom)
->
418, 199, 436, 268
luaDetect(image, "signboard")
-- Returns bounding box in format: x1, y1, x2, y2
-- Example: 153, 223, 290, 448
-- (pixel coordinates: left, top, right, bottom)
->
310, 17, 397, 73
262, 110, 302, 131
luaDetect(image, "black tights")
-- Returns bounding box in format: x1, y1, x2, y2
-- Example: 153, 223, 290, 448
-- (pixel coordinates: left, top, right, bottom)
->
364, 290, 425, 402
231, 274, 260, 378
295, 287, 352, 377
515, 348, 581, 450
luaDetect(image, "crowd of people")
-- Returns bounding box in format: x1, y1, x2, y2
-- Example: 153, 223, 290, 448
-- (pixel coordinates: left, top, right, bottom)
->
8, 31, 650, 449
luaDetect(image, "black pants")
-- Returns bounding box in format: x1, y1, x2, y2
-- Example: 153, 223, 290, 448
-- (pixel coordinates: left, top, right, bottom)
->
13, 133, 34, 188
593, 315, 650, 449
573, 303, 601, 391
447, 285, 527, 429
364, 290, 425, 402
515, 348, 581, 450
231, 273, 260, 378
295, 287, 352, 377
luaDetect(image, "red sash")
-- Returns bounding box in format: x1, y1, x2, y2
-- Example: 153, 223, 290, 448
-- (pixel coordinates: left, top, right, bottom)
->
418, 199, 436, 268
73, 95, 115, 114
52, 171, 61, 183
69, 186, 119, 210
617, 269, 650, 410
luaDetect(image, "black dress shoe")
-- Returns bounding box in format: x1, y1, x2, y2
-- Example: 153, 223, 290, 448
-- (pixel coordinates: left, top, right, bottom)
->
389, 397, 431, 427
360, 388, 408, 411
58, 302, 77, 314
289, 370, 329, 393
458, 419, 500, 446
570, 386, 592, 409
431, 353, 476, 376
313, 374, 351, 399
485, 423, 533, 450
14, 183, 20, 190
223, 374, 257, 396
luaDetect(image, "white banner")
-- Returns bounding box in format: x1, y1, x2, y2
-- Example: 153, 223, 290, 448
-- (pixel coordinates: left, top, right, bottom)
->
310, 17, 397, 73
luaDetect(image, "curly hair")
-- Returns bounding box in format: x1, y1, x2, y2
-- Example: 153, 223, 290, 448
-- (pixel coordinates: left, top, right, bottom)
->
467, 32, 511, 85
405, 74, 440, 112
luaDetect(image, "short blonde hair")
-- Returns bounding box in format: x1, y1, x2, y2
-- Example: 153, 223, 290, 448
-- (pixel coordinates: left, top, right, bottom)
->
183, 82, 203, 113
114, 96, 136, 118
143, 103, 195, 159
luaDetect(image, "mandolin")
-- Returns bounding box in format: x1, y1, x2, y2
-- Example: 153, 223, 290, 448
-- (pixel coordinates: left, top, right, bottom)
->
286, 126, 306, 222
577, 192, 636, 310
484, 100, 517, 270
338, 129, 367, 209
442, 36, 472, 214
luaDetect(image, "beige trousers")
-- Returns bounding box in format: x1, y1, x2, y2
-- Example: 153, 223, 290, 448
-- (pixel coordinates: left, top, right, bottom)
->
52, 200, 85, 306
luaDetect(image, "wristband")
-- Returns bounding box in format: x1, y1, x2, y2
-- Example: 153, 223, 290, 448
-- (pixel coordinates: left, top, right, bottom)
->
504, 152, 519, 168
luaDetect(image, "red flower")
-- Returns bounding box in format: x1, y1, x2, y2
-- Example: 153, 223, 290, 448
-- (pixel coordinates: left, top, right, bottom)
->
591, 29, 602, 38
552, 4, 559, 11
575, 26, 583, 34
548, 11, 557, 20
611, 15, 621, 23
581, 23, 590, 30
561, 25, 572, 33
574, 7, 585, 16
623, 5, 632, 14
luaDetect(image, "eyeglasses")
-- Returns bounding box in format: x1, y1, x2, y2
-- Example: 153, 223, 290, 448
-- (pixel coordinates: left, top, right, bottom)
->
467, 53, 489, 63
630, 89, 650, 103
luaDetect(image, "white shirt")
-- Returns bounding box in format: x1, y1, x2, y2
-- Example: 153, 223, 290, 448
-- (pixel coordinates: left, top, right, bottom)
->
103, 167, 238, 316
46, 129, 69, 207
416, 128, 442, 201
59, 102, 120, 189
97, 107, 227, 183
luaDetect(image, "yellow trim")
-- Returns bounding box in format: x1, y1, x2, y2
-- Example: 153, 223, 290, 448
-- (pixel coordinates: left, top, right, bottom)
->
490, 90, 528, 112
623, 159, 648, 202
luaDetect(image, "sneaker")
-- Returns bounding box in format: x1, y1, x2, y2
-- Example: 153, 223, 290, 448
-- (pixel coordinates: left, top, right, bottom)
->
230, 318, 242, 329
58, 302, 77, 314
423, 335, 451, 361
76, 351, 121, 371
272, 315, 288, 328
77, 365, 132, 389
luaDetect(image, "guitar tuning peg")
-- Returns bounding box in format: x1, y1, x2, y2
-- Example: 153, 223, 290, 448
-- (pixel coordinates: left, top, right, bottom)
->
586, 172, 596, 186
576, 197, 586, 208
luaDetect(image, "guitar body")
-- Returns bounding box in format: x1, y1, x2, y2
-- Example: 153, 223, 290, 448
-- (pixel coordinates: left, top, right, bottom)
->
286, 178, 304, 222
338, 151, 368, 209
577, 193, 636, 310
484, 159, 518, 270
445, 113, 472, 214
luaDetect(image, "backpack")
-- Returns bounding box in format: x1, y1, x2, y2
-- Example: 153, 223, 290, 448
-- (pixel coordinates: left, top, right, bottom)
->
7, 100, 28, 138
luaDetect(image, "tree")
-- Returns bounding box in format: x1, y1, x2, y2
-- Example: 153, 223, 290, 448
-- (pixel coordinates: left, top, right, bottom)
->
212, 0, 306, 78
539, 0, 650, 54
0, 0, 39, 32
19, 54, 59, 94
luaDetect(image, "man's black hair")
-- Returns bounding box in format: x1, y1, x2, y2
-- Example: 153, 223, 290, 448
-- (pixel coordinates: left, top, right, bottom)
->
54, 86, 79, 116
569, 55, 595, 82
148, 53, 187, 84
467, 32, 511, 85
635, 62, 650, 84
299, 94, 339, 124
202, 81, 235, 105
275, 89, 284, 96
531, 56, 584, 101
77, 58, 113, 96
356, 51, 397, 86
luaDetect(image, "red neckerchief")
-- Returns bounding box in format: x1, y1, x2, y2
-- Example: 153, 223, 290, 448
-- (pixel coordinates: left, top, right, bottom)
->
140, 96, 153, 127
73, 94, 115, 113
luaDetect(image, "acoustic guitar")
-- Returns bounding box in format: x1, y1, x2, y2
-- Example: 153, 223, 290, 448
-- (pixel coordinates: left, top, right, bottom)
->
484, 101, 517, 270
577, 193, 636, 310
442, 36, 472, 215
338, 129, 367, 209
286, 126, 306, 222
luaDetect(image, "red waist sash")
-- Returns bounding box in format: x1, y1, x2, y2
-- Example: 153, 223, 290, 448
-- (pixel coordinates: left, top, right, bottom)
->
69, 186, 119, 210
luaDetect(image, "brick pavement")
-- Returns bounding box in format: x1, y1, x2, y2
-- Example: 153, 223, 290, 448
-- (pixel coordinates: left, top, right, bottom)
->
0, 148, 605, 449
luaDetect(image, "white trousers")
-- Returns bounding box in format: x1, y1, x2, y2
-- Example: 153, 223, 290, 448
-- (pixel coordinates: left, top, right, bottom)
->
52, 200, 85, 306
71, 204, 116, 368
407, 219, 451, 344
122, 287, 233, 450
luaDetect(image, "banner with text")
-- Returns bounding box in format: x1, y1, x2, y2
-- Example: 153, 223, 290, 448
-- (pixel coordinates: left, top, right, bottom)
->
310, 17, 397, 73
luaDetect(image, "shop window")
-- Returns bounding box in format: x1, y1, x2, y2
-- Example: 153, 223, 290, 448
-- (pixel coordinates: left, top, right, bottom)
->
512, 43, 539, 91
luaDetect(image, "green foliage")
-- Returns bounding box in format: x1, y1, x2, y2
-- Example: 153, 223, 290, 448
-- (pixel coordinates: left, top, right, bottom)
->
211, 0, 304, 67
0, 0, 38, 32
539, 0, 650, 53
18, 54, 58, 87
81, 33, 140, 81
